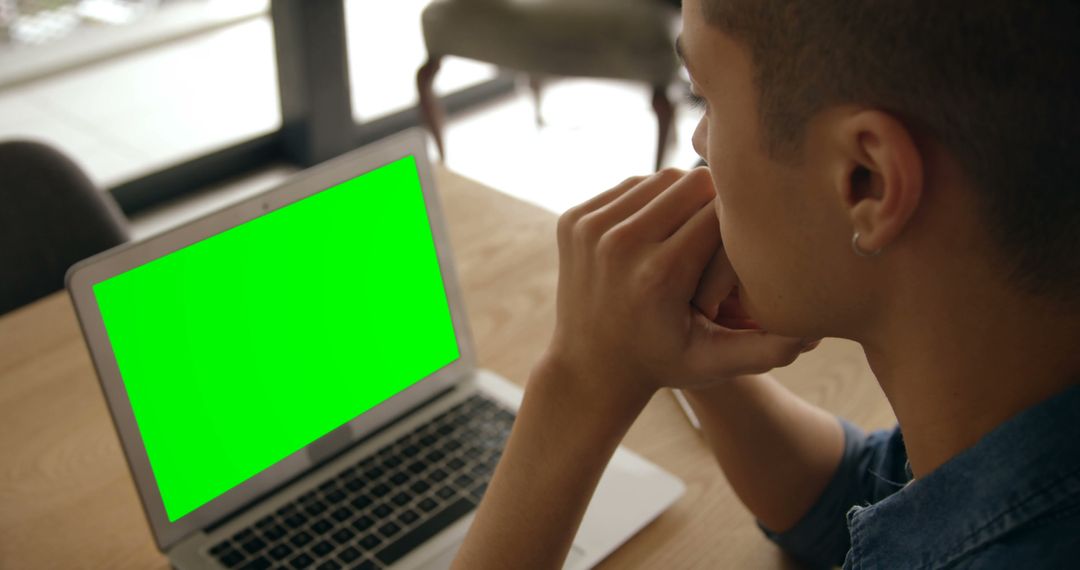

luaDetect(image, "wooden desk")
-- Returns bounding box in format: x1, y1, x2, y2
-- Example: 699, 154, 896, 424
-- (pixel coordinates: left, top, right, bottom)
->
0, 167, 896, 568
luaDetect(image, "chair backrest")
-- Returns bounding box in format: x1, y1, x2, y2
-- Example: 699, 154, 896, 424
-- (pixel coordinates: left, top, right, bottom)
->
0, 140, 130, 315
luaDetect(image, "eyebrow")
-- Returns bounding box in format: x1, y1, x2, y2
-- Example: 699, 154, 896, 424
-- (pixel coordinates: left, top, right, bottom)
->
674, 34, 687, 66
675, 34, 695, 78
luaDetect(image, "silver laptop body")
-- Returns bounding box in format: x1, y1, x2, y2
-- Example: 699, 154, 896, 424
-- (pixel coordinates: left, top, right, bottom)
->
66, 129, 684, 570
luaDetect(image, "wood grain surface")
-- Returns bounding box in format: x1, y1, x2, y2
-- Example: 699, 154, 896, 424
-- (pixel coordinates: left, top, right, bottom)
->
0, 166, 895, 569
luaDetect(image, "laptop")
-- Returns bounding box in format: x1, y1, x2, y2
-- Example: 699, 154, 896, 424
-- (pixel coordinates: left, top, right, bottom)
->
66, 129, 685, 570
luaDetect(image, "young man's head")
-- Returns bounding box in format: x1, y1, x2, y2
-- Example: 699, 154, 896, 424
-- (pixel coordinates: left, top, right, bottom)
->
679, 0, 1079, 340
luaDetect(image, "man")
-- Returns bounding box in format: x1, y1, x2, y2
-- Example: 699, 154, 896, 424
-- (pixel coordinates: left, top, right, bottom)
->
454, 0, 1079, 567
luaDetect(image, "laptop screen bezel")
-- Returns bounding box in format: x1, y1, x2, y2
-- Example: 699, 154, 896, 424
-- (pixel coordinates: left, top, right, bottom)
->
65, 129, 477, 551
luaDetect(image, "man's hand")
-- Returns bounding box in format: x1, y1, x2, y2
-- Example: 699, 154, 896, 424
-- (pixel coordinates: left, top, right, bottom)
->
454, 169, 821, 569
544, 167, 807, 395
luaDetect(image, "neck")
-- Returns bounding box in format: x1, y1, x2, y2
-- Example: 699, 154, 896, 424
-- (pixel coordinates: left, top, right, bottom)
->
860, 282, 1080, 478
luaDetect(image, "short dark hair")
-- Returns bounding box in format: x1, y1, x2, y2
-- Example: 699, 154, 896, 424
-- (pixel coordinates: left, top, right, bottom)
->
702, 1, 1079, 306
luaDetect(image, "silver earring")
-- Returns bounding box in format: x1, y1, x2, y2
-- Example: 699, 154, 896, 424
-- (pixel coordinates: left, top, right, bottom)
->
852, 232, 881, 257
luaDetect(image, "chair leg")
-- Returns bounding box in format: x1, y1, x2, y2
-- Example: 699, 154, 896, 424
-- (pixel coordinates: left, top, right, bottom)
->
417, 56, 446, 161
651, 84, 674, 171
528, 74, 545, 127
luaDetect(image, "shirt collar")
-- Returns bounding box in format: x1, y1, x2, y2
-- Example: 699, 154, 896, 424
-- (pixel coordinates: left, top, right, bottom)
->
845, 385, 1080, 569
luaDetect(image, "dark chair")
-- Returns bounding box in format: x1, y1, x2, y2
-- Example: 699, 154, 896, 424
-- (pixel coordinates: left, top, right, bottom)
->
417, 0, 681, 171
0, 140, 130, 315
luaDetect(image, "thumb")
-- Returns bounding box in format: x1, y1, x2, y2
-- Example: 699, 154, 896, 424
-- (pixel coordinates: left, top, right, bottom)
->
692, 247, 737, 321
687, 314, 806, 377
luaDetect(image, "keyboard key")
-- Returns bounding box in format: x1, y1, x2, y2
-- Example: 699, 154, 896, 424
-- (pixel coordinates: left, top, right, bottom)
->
398, 510, 419, 525
391, 492, 412, 507
425, 450, 445, 462
358, 533, 383, 550
447, 457, 465, 471
319, 480, 338, 492
311, 518, 334, 535
312, 540, 335, 557
234, 529, 255, 542
382, 456, 403, 469
210, 540, 232, 555
410, 480, 431, 494
470, 482, 489, 500
436, 424, 455, 436
351, 515, 375, 532
305, 501, 328, 516
436, 486, 456, 500
350, 496, 372, 511
407, 461, 427, 474
370, 484, 391, 498
277, 504, 298, 516
317, 561, 343, 570
331, 507, 353, 522
375, 497, 477, 565
445, 440, 463, 452
255, 516, 275, 529
338, 546, 362, 562
402, 446, 420, 457
419, 434, 437, 446
284, 514, 308, 528
378, 522, 401, 538
325, 489, 347, 503
364, 466, 385, 480
219, 550, 246, 567
418, 498, 439, 513
389, 472, 409, 486
470, 463, 489, 476
289, 552, 314, 569
263, 524, 287, 541
454, 474, 474, 488
344, 478, 365, 493
241, 537, 267, 554
299, 491, 318, 503
331, 528, 355, 545
372, 503, 394, 519
354, 561, 378, 570
240, 556, 272, 570
268, 544, 294, 560
290, 531, 313, 547
429, 469, 448, 482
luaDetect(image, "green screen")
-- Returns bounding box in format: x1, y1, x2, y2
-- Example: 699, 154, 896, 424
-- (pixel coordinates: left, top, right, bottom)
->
93, 155, 460, 522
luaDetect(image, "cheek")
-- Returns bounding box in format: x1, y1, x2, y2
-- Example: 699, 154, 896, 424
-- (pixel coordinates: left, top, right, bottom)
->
703, 125, 794, 328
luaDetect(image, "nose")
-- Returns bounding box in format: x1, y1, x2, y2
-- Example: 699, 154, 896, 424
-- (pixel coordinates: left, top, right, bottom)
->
692, 118, 707, 161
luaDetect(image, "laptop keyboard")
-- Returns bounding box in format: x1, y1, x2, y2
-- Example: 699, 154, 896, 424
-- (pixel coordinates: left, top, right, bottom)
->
207, 394, 514, 570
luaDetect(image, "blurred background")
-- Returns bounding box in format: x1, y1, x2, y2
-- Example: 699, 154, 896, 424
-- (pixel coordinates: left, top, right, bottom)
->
0, 0, 703, 241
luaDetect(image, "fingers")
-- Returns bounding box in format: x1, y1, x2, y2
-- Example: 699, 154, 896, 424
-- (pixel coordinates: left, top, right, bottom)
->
691, 245, 737, 321
660, 197, 724, 286
577, 175, 645, 213
557, 175, 642, 250
623, 167, 715, 241
579, 168, 684, 238
559, 168, 714, 255
689, 318, 806, 377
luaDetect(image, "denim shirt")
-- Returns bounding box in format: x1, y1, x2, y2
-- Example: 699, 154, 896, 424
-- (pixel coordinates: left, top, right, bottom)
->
761, 385, 1080, 569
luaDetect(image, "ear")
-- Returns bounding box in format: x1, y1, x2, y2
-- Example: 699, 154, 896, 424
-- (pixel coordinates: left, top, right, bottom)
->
835, 110, 924, 255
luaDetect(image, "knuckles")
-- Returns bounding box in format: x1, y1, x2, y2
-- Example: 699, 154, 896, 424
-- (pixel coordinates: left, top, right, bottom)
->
655, 167, 686, 182
596, 221, 634, 257
574, 211, 609, 247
